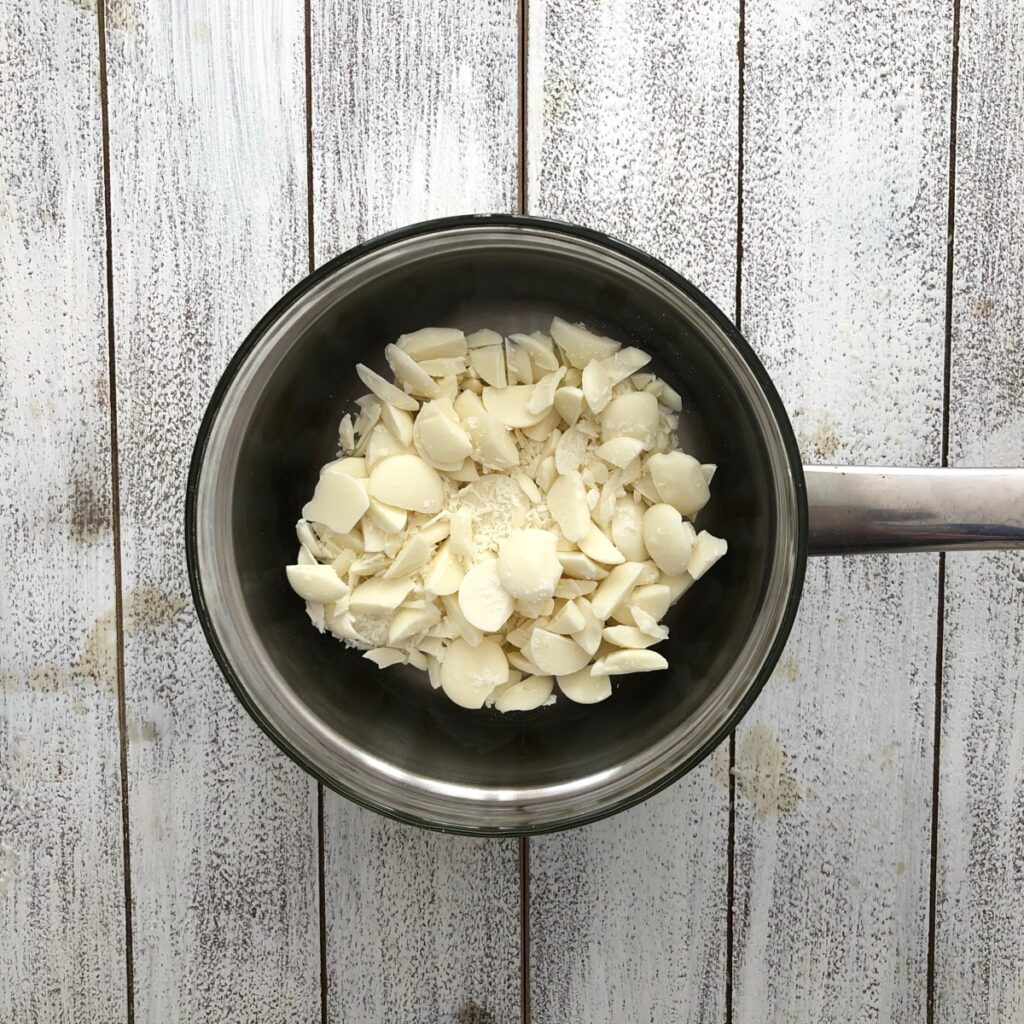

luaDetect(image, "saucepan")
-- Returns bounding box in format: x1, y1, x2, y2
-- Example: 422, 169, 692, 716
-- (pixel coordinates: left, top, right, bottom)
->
186, 215, 1024, 835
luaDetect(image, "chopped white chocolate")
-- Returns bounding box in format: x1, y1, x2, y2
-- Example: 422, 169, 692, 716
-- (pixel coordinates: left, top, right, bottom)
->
356, 363, 419, 412
348, 577, 414, 615
547, 599, 586, 635
647, 450, 711, 517
546, 471, 591, 542
469, 344, 508, 387
687, 530, 728, 580
423, 541, 464, 596
384, 534, 432, 578
458, 558, 514, 632
367, 453, 445, 513
494, 675, 554, 713
385, 343, 441, 397
577, 523, 626, 565
397, 327, 467, 360
589, 562, 645, 621
496, 529, 562, 601
600, 391, 659, 448
440, 637, 508, 709
291, 319, 725, 710
642, 503, 696, 576
592, 649, 668, 675
302, 468, 370, 535
602, 625, 664, 650
286, 564, 350, 604
557, 667, 612, 704
550, 317, 621, 368
528, 628, 590, 676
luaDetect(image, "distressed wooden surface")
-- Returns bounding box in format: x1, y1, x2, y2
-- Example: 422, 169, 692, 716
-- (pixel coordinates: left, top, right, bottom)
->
311, 3, 522, 1022
526, 0, 739, 1019
936, 2, 1024, 1020
733, 2, 952, 1022
5, 0, 1024, 1020
0, 2, 127, 1021
104, 2, 319, 1020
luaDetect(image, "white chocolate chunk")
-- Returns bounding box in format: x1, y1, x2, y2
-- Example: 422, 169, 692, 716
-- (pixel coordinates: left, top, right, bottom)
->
601, 346, 652, 386
596, 436, 645, 468
534, 455, 557, 492
514, 473, 543, 504
338, 414, 355, 452
557, 550, 609, 580
550, 317, 621, 368
366, 499, 407, 534
384, 534, 432, 578
547, 471, 591, 542
302, 469, 370, 535
558, 668, 612, 704
528, 628, 590, 676
647, 450, 711, 517
507, 649, 543, 676
423, 540, 464, 596
590, 561, 645, 620
494, 675, 554, 713
417, 357, 468, 377
364, 647, 407, 669
521, 406, 561, 442
643, 503, 696, 576
379, 403, 414, 446
286, 564, 349, 603
581, 358, 612, 413
553, 578, 597, 600
687, 530, 728, 580
389, 604, 441, 645
515, 595, 554, 619
504, 339, 534, 384
571, 596, 604, 656
323, 456, 368, 478
547, 599, 586, 635
397, 327, 467, 360
440, 637, 509, 709
385, 343, 441, 397
497, 529, 562, 601
458, 558, 514, 632
469, 345, 507, 387
610, 499, 647, 563
306, 601, 326, 632
613, 583, 672, 626
414, 401, 473, 467
508, 332, 560, 375
463, 409, 519, 471
482, 385, 547, 428
348, 577, 414, 615
631, 605, 669, 639
467, 328, 503, 349
601, 391, 660, 448
450, 510, 473, 558
555, 424, 591, 475
367, 453, 445, 513
364, 424, 408, 471
602, 625, 664, 650
526, 366, 567, 414
419, 517, 451, 546
553, 386, 586, 426
355, 363, 419, 412
592, 649, 668, 675
440, 594, 483, 647
297, 544, 316, 566
577, 523, 626, 565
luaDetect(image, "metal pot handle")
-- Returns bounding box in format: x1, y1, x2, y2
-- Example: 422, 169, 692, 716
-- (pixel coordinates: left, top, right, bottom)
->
806, 466, 1024, 555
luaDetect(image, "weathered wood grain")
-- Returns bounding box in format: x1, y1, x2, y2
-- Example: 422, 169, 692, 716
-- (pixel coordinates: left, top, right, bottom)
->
733, 2, 952, 1021
0, 3, 126, 1021
311, 3, 522, 1022
103, 2, 319, 1020
935, 3, 1024, 1019
526, 0, 739, 1019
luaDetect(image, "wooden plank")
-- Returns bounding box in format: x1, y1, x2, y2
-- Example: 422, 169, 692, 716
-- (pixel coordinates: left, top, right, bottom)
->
311, 3, 522, 1022
0, 3, 126, 1021
525, 1, 739, 1019
935, 3, 1024, 1019
103, 3, 320, 1020
733, 2, 952, 1021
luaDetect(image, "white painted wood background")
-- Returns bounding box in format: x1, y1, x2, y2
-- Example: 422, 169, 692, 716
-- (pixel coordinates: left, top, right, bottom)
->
1, 1, 1021, 1022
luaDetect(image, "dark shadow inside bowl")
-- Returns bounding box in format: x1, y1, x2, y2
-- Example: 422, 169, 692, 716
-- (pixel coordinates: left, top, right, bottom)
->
229, 236, 780, 792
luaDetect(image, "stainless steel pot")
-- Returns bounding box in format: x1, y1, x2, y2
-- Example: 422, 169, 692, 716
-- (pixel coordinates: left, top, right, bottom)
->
186, 216, 1024, 835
